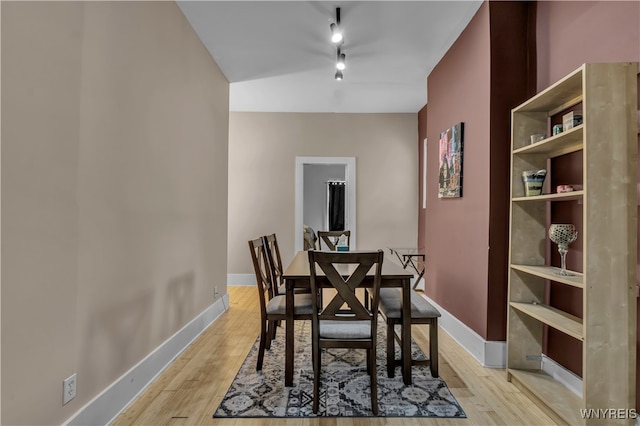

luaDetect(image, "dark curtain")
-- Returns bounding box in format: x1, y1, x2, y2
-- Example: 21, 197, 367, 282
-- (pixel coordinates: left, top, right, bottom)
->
328, 182, 345, 231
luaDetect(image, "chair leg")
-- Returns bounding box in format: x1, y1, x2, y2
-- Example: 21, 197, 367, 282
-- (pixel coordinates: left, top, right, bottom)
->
386, 320, 395, 378
256, 320, 267, 371
430, 318, 439, 377
313, 345, 321, 414
266, 320, 276, 350
366, 348, 370, 375
369, 347, 378, 415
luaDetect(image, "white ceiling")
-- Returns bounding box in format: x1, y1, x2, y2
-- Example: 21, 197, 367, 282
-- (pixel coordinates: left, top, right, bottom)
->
177, 1, 483, 113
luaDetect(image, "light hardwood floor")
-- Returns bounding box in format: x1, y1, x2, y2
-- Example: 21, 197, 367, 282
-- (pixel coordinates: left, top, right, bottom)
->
111, 286, 559, 426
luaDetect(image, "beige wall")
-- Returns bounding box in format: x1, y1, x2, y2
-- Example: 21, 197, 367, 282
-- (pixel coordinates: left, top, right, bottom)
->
1, 2, 229, 424
228, 112, 419, 276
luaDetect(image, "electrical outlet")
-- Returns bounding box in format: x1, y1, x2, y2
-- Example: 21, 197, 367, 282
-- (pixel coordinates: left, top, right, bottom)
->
214, 286, 219, 298
63, 373, 77, 405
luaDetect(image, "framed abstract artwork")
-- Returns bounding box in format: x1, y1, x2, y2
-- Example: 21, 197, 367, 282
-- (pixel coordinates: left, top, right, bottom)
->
438, 122, 464, 198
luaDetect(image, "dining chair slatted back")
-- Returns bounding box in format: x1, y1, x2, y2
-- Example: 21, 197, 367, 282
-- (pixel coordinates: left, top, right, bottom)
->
308, 249, 383, 414
249, 237, 275, 312
265, 232, 310, 296
249, 236, 314, 372
317, 230, 351, 250
264, 233, 284, 295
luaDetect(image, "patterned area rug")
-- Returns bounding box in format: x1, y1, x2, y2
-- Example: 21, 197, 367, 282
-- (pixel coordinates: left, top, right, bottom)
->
213, 320, 466, 418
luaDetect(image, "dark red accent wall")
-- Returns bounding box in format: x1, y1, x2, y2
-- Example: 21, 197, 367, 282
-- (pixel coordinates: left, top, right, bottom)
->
536, 1, 640, 91
418, 0, 639, 409
534, 0, 640, 410
486, 1, 536, 340
423, 2, 492, 338
420, 1, 533, 340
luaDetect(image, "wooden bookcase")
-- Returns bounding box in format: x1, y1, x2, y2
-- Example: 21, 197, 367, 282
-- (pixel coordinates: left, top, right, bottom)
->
506, 63, 638, 425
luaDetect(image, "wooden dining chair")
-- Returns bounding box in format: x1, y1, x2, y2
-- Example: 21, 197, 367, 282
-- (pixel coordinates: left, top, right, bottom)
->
379, 288, 441, 378
303, 225, 317, 251
264, 233, 285, 296
308, 249, 384, 414
265, 232, 310, 296
248, 236, 314, 371
317, 230, 351, 251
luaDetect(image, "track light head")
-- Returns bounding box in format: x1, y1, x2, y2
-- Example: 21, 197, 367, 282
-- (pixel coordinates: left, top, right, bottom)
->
330, 8, 345, 80
336, 52, 346, 70
330, 23, 343, 44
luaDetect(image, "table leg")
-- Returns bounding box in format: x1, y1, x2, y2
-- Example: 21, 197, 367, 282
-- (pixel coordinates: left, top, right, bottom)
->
285, 279, 294, 386
401, 279, 412, 385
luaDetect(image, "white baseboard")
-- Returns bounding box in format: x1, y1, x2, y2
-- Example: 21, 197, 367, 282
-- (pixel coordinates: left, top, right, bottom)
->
63, 294, 230, 426
541, 354, 583, 397
419, 293, 506, 368
227, 273, 254, 286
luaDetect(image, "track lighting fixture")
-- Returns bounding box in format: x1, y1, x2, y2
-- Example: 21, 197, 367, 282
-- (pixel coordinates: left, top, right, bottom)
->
329, 8, 343, 44
330, 8, 346, 80
336, 48, 346, 71
330, 23, 343, 44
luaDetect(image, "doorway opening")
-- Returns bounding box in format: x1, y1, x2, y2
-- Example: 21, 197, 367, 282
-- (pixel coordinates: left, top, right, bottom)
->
294, 157, 356, 252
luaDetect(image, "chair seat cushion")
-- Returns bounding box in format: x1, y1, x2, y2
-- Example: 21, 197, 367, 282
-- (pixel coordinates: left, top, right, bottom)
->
266, 294, 314, 316
379, 288, 441, 319
319, 320, 371, 339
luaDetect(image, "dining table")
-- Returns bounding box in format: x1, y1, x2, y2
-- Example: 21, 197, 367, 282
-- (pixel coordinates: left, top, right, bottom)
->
281, 250, 415, 386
